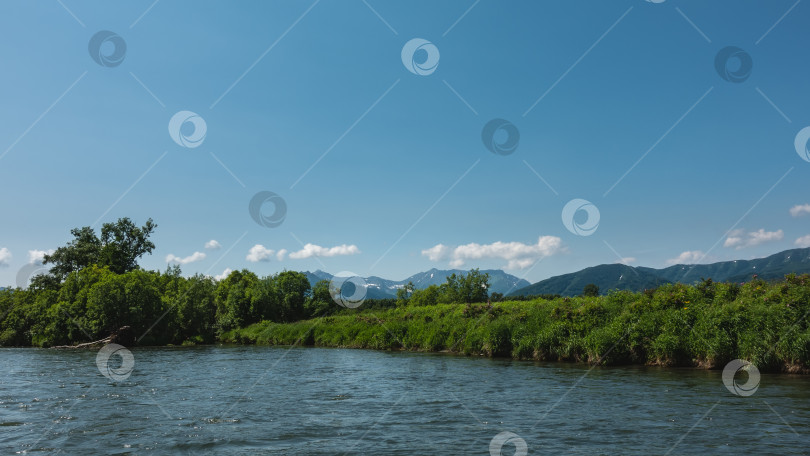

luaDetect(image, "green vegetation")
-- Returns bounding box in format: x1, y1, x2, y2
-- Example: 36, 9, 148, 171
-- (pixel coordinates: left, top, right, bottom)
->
42, 218, 157, 280
0, 262, 330, 347
582, 283, 599, 297
224, 276, 810, 373
395, 269, 491, 307
0, 218, 333, 347
3, 217, 810, 374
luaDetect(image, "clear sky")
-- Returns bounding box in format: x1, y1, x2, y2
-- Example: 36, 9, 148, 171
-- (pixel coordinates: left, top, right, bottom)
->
1, 0, 809, 287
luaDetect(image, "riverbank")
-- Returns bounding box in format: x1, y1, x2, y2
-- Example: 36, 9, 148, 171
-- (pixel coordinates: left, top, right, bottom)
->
222, 277, 810, 374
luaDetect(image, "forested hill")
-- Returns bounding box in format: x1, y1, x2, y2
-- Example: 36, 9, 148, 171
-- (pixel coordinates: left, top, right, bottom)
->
510, 248, 810, 297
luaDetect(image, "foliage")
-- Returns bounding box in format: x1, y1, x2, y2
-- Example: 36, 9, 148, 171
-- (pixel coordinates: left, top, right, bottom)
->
5, 218, 810, 374
582, 283, 599, 297
400, 269, 490, 306
223, 274, 810, 373
0, 266, 320, 347
43, 217, 157, 280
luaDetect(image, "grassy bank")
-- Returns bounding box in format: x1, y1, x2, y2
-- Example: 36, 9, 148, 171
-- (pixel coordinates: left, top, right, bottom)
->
222, 276, 810, 373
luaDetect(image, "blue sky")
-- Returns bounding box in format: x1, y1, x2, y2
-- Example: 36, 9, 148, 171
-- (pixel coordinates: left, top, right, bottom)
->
1, 0, 809, 287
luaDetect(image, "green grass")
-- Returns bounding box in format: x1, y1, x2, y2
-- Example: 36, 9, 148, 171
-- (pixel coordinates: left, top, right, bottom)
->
222, 276, 810, 373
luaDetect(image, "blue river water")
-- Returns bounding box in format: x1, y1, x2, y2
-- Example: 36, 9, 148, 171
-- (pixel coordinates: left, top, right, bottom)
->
1, 345, 808, 455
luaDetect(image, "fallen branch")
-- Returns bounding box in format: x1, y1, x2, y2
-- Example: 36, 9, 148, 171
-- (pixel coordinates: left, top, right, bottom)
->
51, 336, 111, 349
50, 326, 133, 349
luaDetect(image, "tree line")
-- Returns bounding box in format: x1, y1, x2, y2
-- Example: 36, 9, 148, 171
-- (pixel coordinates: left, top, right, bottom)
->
0, 217, 501, 347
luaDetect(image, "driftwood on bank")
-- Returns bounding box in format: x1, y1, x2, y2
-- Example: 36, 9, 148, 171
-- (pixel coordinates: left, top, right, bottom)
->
50, 326, 135, 349
51, 337, 111, 349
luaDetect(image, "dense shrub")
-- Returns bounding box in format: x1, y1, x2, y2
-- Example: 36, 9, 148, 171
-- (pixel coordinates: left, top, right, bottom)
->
223, 274, 810, 373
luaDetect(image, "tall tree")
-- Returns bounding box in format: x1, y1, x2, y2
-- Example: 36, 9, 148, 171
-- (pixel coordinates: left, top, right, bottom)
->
304, 279, 335, 318
42, 226, 101, 280
275, 271, 310, 322
97, 217, 157, 274
44, 217, 157, 279
582, 283, 600, 297
438, 269, 490, 304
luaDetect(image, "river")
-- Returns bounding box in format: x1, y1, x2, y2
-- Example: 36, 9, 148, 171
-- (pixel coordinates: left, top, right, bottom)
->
1, 346, 808, 455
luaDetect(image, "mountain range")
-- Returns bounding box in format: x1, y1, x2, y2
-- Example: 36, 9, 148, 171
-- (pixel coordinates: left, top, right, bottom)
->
509, 247, 810, 297
302, 248, 810, 300
303, 268, 531, 299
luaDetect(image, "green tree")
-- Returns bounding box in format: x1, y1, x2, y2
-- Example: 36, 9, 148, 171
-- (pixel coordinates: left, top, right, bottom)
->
583, 283, 600, 297
397, 282, 416, 307
41, 226, 101, 280
304, 279, 336, 318
44, 217, 157, 279
438, 269, 490, 304
275, 271, 310, 322
172, 274, 217, 343
396, 281, 415, 307
410, 285, 439, 306
215, 269, 259, 332
249, 276, 281, 323
0, 288, 37, 346
83, 269, 165, 343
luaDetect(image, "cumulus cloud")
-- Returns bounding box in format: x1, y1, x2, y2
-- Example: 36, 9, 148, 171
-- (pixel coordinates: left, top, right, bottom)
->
246, 244, 275, 262
289, 243, 360, 259
28, 249, 54, 265
795, 235, 810, 248
166, 251, 206, 265
790, 204, 810, 217
205, 240, 222, 250
0, 248, 11, 267
214, 268, 232, 281
276, 249, 288, 261
665, 250, 706, 266
422, 236, 564, 269
422, 244, 450, 262
616, 257, 636, 265
724, 228, 783, 249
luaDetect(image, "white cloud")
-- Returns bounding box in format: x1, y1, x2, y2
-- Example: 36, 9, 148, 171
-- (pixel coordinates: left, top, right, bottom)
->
422, 244, 450, 262
665, 250, 706, 266
795, 235, 810, 248
205, 240, 222, 250
616, 257, 636, 265
246, 244, 275, 262
28, 249, 54, 265
0, 248, 11, 267
423, 236, 565, 270
724, 228, 783, 250
790, 204, 810, 217
165, 251, 206, 265
289, 243, 360, 259
276, 249, 287, 261
214, 268, 232, 281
